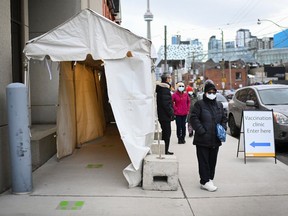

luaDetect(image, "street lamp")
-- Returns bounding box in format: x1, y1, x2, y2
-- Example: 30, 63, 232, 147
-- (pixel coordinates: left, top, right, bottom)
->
257, 18, 288, 48
257, 19, 288, 29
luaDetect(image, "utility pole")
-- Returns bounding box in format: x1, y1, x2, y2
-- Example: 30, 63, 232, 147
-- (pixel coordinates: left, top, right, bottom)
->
229, 61, 232, 90
191, 52, 195, 74
220, 29, 226, 92
164, 25, 167, 73
190, 52, 195, 83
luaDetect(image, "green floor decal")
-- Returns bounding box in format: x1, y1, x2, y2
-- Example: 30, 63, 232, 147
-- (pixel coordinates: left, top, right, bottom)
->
56, 201, 84, 210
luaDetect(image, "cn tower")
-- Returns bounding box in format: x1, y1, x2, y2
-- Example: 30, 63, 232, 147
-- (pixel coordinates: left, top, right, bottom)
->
144, 0, 153, 40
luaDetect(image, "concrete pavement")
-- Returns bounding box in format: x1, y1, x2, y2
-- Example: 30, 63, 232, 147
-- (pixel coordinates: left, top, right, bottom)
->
1, 123, 288, 216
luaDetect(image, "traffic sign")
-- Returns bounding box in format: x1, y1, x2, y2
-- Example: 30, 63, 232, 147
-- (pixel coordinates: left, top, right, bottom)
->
237, 110, 276, 163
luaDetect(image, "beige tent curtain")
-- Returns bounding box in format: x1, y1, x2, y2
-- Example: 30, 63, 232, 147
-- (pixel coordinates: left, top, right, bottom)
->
57, 61, 106, 159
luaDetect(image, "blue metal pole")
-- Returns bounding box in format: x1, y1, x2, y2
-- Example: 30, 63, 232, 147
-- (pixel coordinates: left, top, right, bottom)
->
6, 83, 32, 194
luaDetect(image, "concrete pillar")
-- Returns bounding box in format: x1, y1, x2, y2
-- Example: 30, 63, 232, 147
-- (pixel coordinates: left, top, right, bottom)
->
6, 83, 32, 194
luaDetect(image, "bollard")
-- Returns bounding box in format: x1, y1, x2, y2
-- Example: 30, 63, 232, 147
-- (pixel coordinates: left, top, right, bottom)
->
6, 83, 32, 194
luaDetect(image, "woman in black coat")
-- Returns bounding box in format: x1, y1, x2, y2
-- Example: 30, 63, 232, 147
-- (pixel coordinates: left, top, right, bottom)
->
156, 73, 174, 155
190, 80, 227, 192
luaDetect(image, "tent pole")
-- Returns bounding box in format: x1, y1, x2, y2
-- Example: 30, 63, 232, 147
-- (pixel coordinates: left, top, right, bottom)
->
72, 61, 79, 148
23, 58, 32, 127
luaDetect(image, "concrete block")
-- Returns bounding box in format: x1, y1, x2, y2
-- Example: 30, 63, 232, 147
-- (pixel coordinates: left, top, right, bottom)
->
142, 154, 178, 191
30, 125, 57, 170
150, 140, 165, 155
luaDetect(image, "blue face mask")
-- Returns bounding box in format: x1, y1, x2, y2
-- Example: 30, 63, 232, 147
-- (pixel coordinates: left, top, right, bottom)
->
206, 93, 216, 100
178, 86, 185, 92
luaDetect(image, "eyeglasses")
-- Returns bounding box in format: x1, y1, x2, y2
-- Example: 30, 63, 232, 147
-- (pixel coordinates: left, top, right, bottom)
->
178, 85, 184, 87
207, 92, 216, 95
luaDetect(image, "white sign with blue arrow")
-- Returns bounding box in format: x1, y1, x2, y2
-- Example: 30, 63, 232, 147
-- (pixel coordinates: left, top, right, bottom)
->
242, 110, 275, 157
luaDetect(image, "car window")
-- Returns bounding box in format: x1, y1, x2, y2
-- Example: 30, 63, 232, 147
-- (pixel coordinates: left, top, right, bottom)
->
235, 89, 248, 103
216, 93, 228, 102
258, 88, 288, 105
246, 88, 258, 106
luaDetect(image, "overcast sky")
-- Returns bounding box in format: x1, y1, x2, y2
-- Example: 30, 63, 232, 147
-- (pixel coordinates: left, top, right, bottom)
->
120, 0, 288, 51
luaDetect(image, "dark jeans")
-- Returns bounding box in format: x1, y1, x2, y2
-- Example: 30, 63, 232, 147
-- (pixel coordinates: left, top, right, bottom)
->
196, 145, 219, 185
175, 115, 187, 139
159, 120, 171, 154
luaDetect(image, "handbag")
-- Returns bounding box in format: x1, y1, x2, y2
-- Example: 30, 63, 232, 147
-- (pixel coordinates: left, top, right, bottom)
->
198, 100, 226, 142
216, 123, 226, 142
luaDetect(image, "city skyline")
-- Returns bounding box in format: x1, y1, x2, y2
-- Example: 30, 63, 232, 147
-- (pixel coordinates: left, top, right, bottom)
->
121, 0, 288, 51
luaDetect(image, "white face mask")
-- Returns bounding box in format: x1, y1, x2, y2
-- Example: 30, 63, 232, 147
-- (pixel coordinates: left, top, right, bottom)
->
178, 86, 185, 92
188, 91, 193, 95
206, 93, 216, 100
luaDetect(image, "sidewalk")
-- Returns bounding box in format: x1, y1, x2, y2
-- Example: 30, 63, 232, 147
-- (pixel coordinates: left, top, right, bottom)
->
1, 123, 288, 216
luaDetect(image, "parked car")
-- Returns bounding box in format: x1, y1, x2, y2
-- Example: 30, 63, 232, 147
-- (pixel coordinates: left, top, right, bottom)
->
228, 84, 288, 143
197, 92, 228, 116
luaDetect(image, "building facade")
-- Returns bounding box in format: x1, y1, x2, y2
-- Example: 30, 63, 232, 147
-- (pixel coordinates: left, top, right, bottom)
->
274, 29, 288, 48
236, 29, 251, 48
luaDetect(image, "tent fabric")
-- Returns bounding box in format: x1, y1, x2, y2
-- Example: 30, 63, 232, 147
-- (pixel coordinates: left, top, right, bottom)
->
104, 57, 155, 170
57, 62, 106, 156
24, 9, 155, 61
23, 9, 156, 187
56, 62, 77, 157
105, 57, 155, 187
74, 63, 106, 144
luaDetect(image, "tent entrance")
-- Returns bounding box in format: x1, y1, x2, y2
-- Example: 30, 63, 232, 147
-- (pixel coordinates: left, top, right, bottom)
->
57, 58, 115, 159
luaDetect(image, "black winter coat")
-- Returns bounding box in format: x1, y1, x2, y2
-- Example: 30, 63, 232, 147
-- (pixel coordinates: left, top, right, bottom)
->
190, 94, 227, 147
156, 82, 174, 122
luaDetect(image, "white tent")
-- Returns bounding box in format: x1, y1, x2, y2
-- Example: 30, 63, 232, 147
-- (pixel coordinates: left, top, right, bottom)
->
23, 9, 156, 187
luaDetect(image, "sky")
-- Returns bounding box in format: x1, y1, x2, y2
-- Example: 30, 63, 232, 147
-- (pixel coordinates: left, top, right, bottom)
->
120, 0, 288, 52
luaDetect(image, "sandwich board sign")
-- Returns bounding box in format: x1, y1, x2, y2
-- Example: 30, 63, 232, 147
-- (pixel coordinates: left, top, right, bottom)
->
237, 110, 276, 163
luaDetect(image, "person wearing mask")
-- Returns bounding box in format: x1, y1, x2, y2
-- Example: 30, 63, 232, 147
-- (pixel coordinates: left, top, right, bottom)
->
190, 80, 227, 192
172, 82, 190, 144
186, 85, 197, 137
156, 73, 174, 155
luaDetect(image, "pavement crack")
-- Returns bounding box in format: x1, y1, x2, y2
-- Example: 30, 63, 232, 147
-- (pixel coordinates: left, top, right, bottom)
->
178, 179, 196, 216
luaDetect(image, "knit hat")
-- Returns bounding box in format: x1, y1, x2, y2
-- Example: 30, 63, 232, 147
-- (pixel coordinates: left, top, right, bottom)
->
176, 82, 185, 89
186, 85, 193, 92
204, 80, 217, 93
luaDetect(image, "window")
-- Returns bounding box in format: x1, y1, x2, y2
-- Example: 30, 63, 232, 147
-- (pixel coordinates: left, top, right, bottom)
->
235, 72, 242, 80
236, 89, 248, 103
246, 88, 258, 106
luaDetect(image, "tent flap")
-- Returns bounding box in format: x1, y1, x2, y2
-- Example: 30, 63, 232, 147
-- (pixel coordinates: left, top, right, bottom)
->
105, 57, 155, 185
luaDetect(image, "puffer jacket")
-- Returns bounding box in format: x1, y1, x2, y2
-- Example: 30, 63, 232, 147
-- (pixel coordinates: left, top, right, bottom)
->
172, 91, 190, 116
190, 94, 227, 147
156, 82, 174, 122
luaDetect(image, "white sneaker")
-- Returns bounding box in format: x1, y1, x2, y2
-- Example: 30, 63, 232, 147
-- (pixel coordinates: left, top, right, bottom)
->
209, 179, 218, 189
201, 181, 217, 192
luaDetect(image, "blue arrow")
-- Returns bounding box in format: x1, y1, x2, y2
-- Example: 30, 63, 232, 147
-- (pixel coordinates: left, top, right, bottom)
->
250, 141, 271, 148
